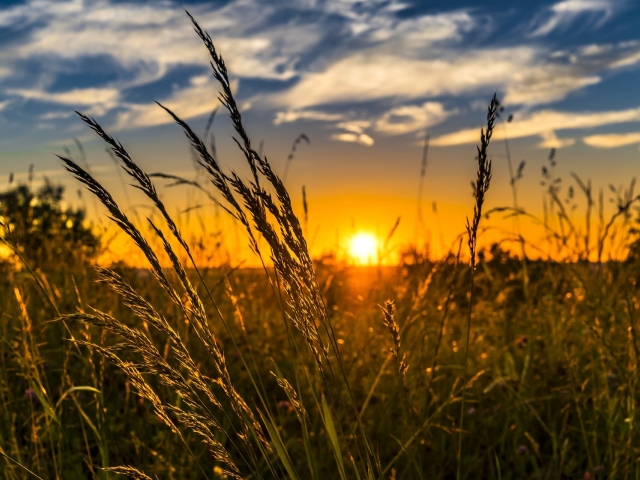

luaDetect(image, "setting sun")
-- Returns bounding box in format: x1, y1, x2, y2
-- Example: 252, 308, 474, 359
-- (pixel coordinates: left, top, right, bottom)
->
348, 232, 378, 265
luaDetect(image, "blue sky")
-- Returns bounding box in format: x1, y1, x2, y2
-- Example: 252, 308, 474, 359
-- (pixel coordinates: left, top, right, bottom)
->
1, 0, 640, 257
1, 0, 640, 147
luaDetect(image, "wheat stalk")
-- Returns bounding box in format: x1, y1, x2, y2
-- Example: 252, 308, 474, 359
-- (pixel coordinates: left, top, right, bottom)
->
457, 93, 498, 480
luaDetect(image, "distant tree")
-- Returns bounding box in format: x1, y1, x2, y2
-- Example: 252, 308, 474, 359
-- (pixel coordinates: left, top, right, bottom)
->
0, 180, 100, 268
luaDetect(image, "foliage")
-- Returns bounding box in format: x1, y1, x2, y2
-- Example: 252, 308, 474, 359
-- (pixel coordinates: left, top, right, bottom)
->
0, 181, 100, 267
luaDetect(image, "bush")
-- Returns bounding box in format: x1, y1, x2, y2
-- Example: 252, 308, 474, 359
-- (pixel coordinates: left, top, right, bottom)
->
0, 180, 100, 268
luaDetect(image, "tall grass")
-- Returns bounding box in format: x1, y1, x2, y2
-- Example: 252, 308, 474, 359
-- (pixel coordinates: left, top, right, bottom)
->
458, 93, 497, 480
53, 12, 384, 478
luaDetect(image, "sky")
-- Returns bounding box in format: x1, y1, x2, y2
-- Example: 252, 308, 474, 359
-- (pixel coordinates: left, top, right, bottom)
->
1, 0, 640, 263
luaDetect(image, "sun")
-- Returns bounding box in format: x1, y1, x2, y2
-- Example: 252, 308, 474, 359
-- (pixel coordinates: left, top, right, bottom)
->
348, 232, 378, 265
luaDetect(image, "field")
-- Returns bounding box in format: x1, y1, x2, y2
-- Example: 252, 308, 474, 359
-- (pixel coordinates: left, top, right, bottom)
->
2, 14, 640, 480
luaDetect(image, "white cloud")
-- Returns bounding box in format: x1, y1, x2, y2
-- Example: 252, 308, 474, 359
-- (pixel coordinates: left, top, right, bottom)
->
539, 131, 576, 148
529, 0, 615, 37
9, 87, 120, 107
332, 120, 375, 146
274, 42, 640, 110
332, 132, 374, 146
337, 120, 372, 134
0, 0, 326, 132
0, 0, 310, 82
432, 105, 640, 147
583, 132, 640, 148
1, 0, 640, 148
321, 1, 474, 44
39, 111, 74, 120
274, 102, 453, 144
0, 0, 478, 104
113, 75, 220, 129
374, 102, 454, 135
274, 110, 345, 125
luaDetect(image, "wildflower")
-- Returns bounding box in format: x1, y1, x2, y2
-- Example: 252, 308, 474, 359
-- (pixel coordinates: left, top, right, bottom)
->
516, 445, 529, 456
277, 400, 293, 413
25, 387, 35, 401
515, 335, 528, 348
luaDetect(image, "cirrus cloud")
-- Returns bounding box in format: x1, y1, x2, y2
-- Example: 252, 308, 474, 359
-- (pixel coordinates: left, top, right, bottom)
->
529, 0, 615, 38
0, 0, 639, 150
583, 132, 640, 148
432, 105, 640, 147
374, 102, 456, 135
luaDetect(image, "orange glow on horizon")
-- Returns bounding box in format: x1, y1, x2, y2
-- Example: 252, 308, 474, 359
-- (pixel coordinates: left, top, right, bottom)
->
89, 189, 639, 268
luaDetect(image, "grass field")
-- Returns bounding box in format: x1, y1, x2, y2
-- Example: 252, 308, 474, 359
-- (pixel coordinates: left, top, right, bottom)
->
2, 13, 640, 480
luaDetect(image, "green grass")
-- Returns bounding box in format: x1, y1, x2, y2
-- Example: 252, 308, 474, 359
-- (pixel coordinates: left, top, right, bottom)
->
1, 11, 640, 480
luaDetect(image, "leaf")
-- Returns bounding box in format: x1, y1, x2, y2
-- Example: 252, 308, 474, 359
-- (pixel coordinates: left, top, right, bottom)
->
321, 396, 348, 480
29, 382, 57, 423
55, 386, 101, 411
258, 410, 300, 480
494, 451, 502, 480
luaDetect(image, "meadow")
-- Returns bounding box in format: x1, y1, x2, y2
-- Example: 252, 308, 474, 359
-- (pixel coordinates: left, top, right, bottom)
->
2, 13, 640, 480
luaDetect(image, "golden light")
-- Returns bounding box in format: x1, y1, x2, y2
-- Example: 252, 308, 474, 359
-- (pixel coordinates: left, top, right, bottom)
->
348, 232, 378, 265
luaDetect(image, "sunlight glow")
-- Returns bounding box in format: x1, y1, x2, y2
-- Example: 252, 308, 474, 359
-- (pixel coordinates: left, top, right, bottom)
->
0, 243, 10, 261
348, 232, 378, 265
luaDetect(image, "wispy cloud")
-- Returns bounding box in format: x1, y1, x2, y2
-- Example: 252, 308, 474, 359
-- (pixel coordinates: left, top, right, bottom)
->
432, 105, 640, 147
1, 0, 307, 81
332, 120, 375, 146
0, 0, 321, 129
275, 102, 455, 144
539, 131, 576, 149
112, 75, 219, 129
9, 87, 120, 115
275, 41, 640, 110
583, 131, 640, 147
529, 0, 616, 37
269, 37, 640, 145
332, 132, 375, 147
374, 102, 455, 135
0, 0, 639, 149
274, 110, 345, 125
